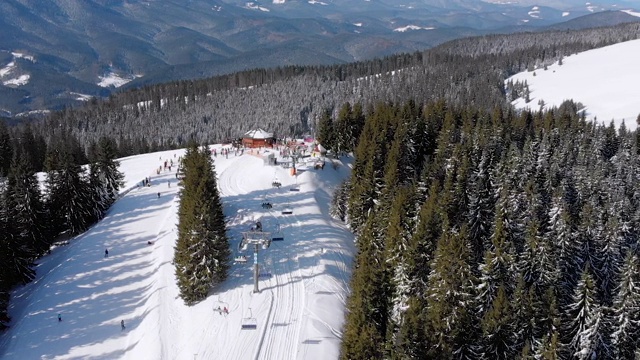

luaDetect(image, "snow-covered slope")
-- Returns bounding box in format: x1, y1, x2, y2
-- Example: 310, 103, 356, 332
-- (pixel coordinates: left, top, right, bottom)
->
0, 146, 354, 359
507, 38, 640, 130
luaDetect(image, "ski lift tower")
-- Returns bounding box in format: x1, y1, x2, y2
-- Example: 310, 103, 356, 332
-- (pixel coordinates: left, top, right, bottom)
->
290, 147, 304, 176
239, 231, 272, 293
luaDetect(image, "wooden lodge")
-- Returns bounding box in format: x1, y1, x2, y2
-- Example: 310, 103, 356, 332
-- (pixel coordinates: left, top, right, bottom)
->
242, 129, 275, 148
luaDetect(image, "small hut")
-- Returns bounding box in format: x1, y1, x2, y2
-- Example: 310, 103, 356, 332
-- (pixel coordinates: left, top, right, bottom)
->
242, 129, 275, 148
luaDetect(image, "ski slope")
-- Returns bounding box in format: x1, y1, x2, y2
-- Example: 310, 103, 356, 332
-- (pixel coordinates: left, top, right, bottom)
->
0, 145, 354, 360
508, 38, 640, 130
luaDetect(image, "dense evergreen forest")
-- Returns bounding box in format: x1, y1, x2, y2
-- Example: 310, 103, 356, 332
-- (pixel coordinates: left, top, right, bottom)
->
329, 100, 640, 359
0, 122, 124, 330
8, 22, 638, 156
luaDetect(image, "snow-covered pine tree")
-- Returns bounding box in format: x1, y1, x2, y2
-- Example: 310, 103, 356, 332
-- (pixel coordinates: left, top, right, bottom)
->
329, 178, 350, 222
480, 285, 515, 359
340, 216, 389, 359
174, 144, 230, 305
92, 136, 124, 207
0, 180, 12, 330
547, 193, 580, 306
477, 201, 516, 314
44, 138, 93, 236
566, 263, 607, 358
383, 186, 417, 356
425, 224, 479, 359
467, 149, 495, 265
610, 253, 640, 358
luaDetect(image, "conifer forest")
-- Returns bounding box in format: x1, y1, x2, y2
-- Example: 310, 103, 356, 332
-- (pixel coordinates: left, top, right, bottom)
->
1, 21, 640, 359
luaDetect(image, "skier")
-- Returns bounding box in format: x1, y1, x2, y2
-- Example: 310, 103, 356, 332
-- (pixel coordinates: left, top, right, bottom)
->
58, 313, 62, 322
121, 320, 125, 331
104, 249, 109, 258
223, 307, 229, 315
167, 180, 170, 188
157, 192, 161, 198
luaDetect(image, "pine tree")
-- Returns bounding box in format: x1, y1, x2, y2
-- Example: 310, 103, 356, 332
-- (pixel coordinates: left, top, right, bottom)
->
567, 263, 604, 359
610, 253, 640, 358
477, 204, 516, 314
91, 136, 124, 207
317, 109, 336, 152
341, 216, 389, 359
425, 225, 479, 359
330, 178, 350, 222
5, 155, 42, 281
0, 121, 12, 177
467, 149, 495, 264
0, 181, 13, 330
174, 144, 230, 304
480, 285, 515, 359
384, 186, 417, 356
44, 137, 93, 236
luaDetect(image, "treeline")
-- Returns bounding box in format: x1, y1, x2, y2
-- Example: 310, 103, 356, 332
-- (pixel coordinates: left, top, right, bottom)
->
0, 121, 123, 331
19, 23, 640, 155
330, 99, 640, 359
174, 143, 230, 305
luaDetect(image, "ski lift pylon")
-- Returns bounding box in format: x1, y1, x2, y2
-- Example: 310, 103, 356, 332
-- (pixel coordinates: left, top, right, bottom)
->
241, 308, 258, 330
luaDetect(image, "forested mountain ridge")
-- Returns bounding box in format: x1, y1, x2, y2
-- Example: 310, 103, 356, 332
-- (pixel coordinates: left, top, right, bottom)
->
1, 0, 638, 116
14, 22, 640, 158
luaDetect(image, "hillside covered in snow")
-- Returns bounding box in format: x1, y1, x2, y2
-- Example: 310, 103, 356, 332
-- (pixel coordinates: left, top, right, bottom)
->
0, 145, 354, 359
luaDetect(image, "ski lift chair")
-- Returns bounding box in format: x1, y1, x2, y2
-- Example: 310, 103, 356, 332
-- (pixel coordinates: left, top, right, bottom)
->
271, 223, 284, 241
281, 204, 293, 215
241, 308, 258, 330
272, 177, 281, 188
234, 255, 248, 263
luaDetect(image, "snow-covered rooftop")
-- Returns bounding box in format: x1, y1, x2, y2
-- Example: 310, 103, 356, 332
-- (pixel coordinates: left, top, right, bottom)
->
244, 128, 274, 139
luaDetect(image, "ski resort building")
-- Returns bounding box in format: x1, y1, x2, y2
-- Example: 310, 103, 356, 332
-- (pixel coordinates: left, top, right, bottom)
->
242, 129, 275, 148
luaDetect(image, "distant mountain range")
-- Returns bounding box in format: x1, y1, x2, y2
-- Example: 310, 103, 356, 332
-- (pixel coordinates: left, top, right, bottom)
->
0, 0, 639, 117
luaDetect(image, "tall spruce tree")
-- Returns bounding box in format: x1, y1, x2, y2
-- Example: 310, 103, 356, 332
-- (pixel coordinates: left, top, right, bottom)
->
91, 136, 124, 207
174, 144, 230, 305
425, 225, 479, 359
0, 121, 11, 177
610, 253, 640, 358
44, 135, 93, 236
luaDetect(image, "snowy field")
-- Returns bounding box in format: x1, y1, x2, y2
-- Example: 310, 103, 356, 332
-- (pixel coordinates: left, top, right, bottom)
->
0, 145, 354, 359
508, 38, 640, 130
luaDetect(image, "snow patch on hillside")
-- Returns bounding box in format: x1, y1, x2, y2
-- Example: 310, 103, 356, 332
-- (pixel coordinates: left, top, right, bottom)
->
562, 11, 570, 16
308, 0, 328, 5
0, 56, 31, 87
11, 52, 35, 62
3, 74, 30, 86
245, 2, 270, 11
528, 6, 540, 18
507, 39, 640, 130
393, 25, 435, 32
622, 9, 640, 17
70, 92, 95, 101
98, 72, 140, 88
